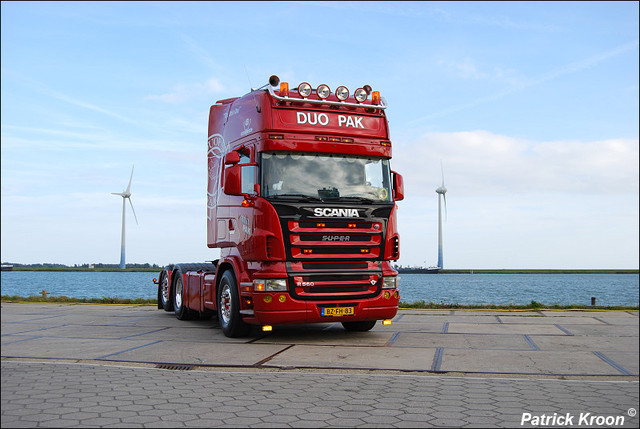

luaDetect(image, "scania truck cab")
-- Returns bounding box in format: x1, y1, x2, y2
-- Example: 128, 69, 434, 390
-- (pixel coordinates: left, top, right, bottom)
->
157, 75, 404, 337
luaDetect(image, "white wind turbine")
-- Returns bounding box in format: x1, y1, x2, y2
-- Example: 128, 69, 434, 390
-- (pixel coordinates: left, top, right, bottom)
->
435, 162, 447, 270
112, 166, 138, 269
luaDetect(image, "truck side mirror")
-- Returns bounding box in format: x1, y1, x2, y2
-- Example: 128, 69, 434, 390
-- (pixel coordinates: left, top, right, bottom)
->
224, 152, 241, 165
392, 171, 404, 201
223, 164, 243, 195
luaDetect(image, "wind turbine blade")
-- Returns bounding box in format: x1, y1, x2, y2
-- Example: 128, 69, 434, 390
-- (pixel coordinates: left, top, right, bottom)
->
128, 198, 139, 225
440, 161, 445, 186
125, 165, 134, 194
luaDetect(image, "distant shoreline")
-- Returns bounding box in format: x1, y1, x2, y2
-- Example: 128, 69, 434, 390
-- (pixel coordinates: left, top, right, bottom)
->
2, 267, 159, 272
397, 269, 638, 274
1, 267, 637, 274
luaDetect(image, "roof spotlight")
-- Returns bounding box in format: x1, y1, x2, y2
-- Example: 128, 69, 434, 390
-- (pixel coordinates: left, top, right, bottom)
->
298, 82, 312, 98
269, 75, 280, 87
317, 84, 331, 99
335, 86, 349, 101
363, 85, 372, 95
354, 88, 368, 102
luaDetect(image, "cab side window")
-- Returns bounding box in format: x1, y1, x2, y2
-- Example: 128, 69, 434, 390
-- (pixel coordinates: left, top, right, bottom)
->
240, 153, 257, 195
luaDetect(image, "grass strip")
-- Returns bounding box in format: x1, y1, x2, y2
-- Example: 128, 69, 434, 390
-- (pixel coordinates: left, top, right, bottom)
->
1, 295, 637, 311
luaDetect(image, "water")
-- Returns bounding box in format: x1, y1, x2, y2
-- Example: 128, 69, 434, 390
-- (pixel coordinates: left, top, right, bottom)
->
1, 271, 638, 307
0, 271, 157, 300
398, 273, 639, 307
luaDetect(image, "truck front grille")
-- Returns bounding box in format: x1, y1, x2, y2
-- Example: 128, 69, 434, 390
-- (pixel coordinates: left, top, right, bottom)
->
284, 220, 385, 300
288, 220, 382, 260
287, 261, 382, 301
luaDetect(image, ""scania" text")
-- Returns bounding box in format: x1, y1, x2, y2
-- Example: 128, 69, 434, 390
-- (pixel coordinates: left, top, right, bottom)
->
314, 208, 360, 217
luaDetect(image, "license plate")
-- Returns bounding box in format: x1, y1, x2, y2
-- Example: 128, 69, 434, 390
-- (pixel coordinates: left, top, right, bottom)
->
321, 307, 354, 316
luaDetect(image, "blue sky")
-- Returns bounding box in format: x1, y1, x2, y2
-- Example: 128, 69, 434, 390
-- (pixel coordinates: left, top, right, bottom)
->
1, 1, 638, 269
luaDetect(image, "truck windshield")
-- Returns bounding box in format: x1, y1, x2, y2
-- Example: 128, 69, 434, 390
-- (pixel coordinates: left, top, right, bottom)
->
261, 152, 393, 202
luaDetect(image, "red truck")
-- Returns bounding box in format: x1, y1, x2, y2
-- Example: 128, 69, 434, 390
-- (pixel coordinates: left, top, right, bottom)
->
156, 75, 404, 337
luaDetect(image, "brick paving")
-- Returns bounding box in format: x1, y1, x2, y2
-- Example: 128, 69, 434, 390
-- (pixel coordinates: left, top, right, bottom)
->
2, 360, 638, 428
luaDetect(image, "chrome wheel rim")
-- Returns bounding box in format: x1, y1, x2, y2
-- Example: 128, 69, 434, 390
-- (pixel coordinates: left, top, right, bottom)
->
175, 278, 183, 309
220, 284, 231, 325
161, 274, 170, 305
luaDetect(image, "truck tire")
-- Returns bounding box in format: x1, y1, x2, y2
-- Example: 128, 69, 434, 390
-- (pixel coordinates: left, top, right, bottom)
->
217, 270, 250, 337
172, 269, 192, 320
158, 269, 173, 311
341, 320, 377, 332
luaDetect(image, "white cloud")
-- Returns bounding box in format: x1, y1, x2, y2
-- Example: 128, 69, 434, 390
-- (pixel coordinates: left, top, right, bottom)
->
394, 131, 639, 197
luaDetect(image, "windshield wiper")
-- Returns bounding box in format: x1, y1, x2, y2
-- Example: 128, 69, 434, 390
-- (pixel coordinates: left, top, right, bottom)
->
270, 193, 323, 202
326, 196, 377, 203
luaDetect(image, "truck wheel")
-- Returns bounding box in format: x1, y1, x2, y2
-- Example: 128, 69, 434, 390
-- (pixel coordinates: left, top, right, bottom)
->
217, 271, 250, 337
158, 270, 173, 311
173, 271, 192, 320
342, 320, 377, 332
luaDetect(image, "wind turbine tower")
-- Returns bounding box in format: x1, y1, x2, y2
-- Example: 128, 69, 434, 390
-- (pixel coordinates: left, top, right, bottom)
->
435, 163, 447, 269
112, 166, 138, 269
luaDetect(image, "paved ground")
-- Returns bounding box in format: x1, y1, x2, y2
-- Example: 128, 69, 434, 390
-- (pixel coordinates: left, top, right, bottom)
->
1, 303, 638, 427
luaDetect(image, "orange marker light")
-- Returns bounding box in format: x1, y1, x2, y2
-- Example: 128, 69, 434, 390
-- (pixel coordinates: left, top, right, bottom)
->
280, 82, 289, 97
372, 91, 381, 105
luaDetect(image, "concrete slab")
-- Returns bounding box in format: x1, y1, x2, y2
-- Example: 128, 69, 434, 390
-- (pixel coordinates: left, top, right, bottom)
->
4, 324, 173, 340
390, 332, 533, 350
0, 322, 67, 335
438, 349, 631, 375
540, 310, 638, 317
1, 303, 637, 379
374, 321, 445, 333
0, 336, 160, 360
394, 313, 504, 324
446, 322, 567, 335
595, 351, 639, 375
255, 329, 393, 347
497, 315, 606, 325
556, 324, 639, 337
105, 341, 290, 366
591, 315, 640, 325
264, 344, 438, 371
529, 334, 639, 352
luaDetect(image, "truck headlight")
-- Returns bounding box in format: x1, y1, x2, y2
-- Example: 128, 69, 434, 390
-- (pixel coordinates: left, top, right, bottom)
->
382, 276, 398, 289
253, 279, 288, 292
